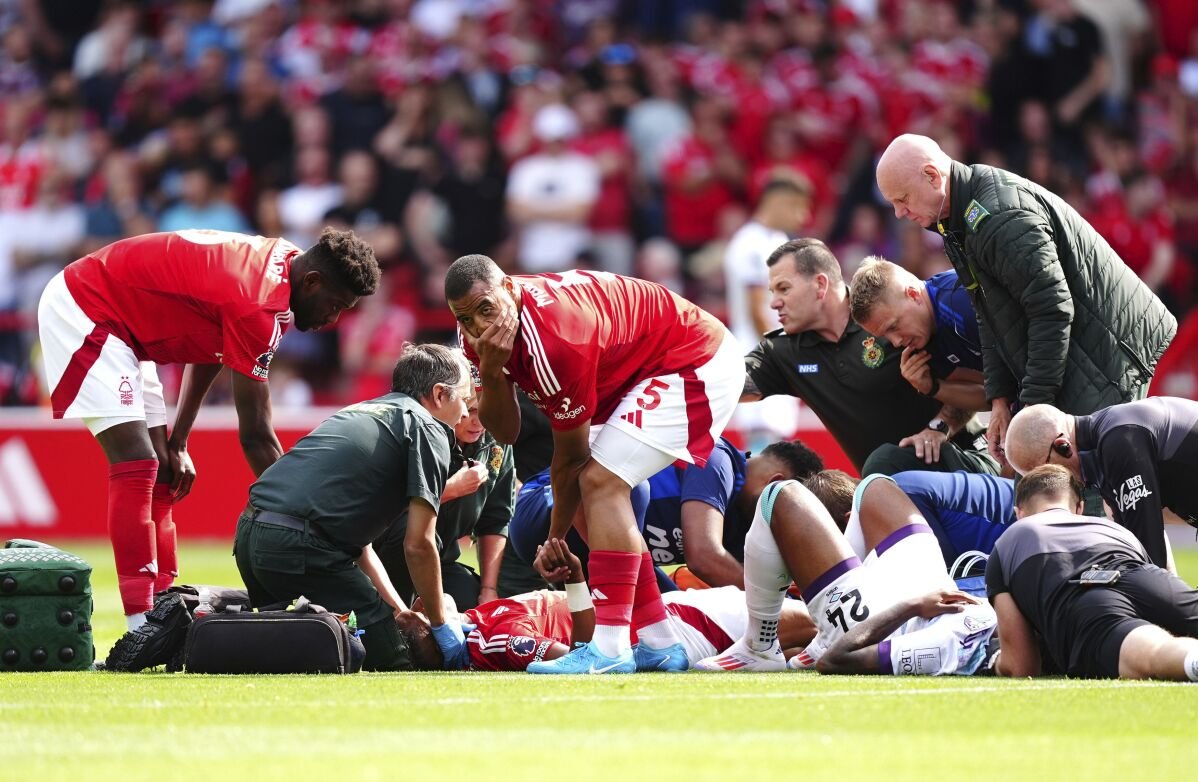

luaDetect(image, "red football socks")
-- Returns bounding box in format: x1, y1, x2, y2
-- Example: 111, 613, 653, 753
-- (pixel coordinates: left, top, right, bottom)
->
631, 551, 682, 649
108, 459, 158, 616
588, 550, 639, 657
632, 551, 669, 627
151, 483, 177, 594
589, 550, 639, 627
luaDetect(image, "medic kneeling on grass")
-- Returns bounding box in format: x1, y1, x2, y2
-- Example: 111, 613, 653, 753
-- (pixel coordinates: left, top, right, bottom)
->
396, 539, 815, 672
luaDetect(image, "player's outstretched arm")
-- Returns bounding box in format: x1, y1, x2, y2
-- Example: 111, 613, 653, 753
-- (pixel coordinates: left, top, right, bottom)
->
680, 501, 744, 588
741, 372, 764, 403
358, 543, 408, 617
403, 498, 447, 625
545, 423, 591, 542
230, 372, 284, 476
818, 590, 974, 675
166, 363, 224, 499
933, 368, 988, 413
543, 538, 595, 650
992, 592, 1041, 677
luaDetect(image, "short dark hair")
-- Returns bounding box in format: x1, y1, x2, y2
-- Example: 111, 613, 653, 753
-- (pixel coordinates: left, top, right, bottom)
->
1015, 464, 1083, 510
395, 613, 443, 671
445, 254, 503, 301
303, 227, 380, 296
803, 469, 859, 531
760, 439, 825, 481
765, 237, 843, 284
391, 343, 467, 399
759, 177, 810, 203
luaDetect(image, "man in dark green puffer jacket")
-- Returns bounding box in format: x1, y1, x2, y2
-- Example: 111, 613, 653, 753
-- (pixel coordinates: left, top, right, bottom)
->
875, 134, 1176, 469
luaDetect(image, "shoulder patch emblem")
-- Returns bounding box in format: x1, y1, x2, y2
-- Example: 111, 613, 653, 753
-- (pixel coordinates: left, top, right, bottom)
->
964, 199, 990, 233
861, 337, 884, 369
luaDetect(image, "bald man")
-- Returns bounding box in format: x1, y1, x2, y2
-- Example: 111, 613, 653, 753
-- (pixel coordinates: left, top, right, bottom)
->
875, 134, 1175, 470
1004, 397, 1198, 569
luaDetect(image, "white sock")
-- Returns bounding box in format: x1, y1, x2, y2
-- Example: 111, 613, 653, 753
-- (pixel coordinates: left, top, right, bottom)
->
592, 623, 632, 657
1184, 648, 1198, 682
126, 612, 147, 632
636, 618, 681, 649
743, 512, 790, 652
843, 509, 867, 561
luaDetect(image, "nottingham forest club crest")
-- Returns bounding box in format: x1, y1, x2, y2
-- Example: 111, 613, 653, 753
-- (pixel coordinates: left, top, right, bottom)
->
861, 337, 884, 368
488, 445, 504, 476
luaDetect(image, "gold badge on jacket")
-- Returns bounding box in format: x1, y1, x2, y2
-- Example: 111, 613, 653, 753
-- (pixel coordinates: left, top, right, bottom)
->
489, 445, 504, 476
861, 337, 884, 369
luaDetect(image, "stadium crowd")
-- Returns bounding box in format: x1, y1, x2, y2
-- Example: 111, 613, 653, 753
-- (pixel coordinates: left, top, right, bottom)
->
4, 0, 1198, 407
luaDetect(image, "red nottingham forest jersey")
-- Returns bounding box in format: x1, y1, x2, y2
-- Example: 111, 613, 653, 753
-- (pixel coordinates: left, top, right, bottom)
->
464, 590, 574, 671
63, 230, 298, 381
463, 270, 725, 430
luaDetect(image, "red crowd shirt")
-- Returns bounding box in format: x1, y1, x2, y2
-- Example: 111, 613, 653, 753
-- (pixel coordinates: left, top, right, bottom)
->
1090, 205, 1174, 277
0, 141, 42, 211
464, 591, 573, 671
661, 136, 737, 247
571, 128, 632, 232
63, 230, 298, 381
463, 271, 726, 432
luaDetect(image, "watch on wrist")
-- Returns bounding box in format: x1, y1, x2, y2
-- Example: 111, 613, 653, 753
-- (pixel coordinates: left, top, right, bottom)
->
927, 417, 949, 434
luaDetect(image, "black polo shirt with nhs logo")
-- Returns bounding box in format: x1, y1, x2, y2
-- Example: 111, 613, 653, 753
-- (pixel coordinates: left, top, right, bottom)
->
745, 319, 941, 472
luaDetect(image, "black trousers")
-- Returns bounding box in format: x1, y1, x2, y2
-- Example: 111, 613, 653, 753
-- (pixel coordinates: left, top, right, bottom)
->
861, 440, 1000, 477
233, 514, 409, 670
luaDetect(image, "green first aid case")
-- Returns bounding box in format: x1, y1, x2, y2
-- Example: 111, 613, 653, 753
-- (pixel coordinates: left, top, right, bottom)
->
0, 540, 95, 671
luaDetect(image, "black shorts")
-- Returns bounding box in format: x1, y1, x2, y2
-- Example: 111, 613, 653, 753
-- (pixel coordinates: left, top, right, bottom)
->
1062, 563, 1198, 678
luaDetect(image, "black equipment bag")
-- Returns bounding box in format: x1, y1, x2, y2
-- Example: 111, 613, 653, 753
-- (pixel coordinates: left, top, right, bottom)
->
183, 598, 364, 674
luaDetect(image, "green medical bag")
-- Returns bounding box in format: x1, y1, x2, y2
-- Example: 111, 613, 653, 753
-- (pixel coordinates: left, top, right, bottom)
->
0, 540, 94, 671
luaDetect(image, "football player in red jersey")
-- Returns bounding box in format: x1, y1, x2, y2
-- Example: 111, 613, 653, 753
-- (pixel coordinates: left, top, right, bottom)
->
38, 228, 379, 629
445, 254, 744, 673
396, 539, 815, 672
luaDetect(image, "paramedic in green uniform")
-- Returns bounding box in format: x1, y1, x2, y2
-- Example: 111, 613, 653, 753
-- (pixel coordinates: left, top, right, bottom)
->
233, 343, 471, 670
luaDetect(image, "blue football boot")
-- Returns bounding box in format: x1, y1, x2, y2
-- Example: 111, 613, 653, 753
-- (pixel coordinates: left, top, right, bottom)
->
633, 641, 689, 672
526, 641, 636, 674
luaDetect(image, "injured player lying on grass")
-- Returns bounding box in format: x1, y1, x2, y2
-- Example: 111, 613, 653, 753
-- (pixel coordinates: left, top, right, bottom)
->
395, 539, 814, 672
696, 474, 999, 675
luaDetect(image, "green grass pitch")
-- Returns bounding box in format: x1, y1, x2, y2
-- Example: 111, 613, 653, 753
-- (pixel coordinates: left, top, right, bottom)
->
3, 541, 1196, 781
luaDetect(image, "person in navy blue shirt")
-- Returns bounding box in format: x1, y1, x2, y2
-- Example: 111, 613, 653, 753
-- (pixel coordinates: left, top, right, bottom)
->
891, 471, 1015, 566
802, 468, 1015, 568
849, 258, 998, 476
506, 438, 824, 589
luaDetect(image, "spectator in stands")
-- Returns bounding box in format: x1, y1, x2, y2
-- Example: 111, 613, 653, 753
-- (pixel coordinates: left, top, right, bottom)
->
422, 126, 509, 265
322, 55, 389, 158
505, 103, 599, 273
1020, 0, 1110, 144
80, 151, 155, 253
277, 143, 343, 249
0, 22, 41, 98
9, 168, 85, 316
661, 95, 743, 259
571, 89, 634, 275
0, 0, 1192, 414
158, 159, 250, 234
323, 150, 402, 267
